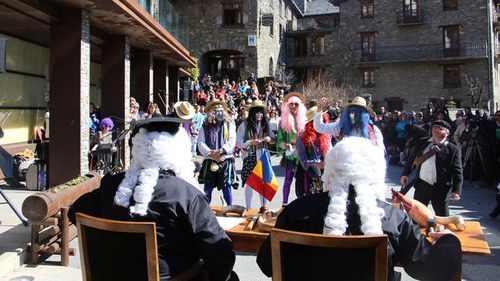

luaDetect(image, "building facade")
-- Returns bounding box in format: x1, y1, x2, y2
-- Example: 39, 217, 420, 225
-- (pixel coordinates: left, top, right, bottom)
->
331, 0, 498, 111
0, 0, 194, 186
172, 0, 304, 84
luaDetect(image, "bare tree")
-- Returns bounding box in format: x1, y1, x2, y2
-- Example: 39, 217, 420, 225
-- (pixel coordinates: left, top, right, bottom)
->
463, 74, 484, 108
301, 71, 366, 108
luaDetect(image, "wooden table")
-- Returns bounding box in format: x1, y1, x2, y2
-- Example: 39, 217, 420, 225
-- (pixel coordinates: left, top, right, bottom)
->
423, 221, 491, 256
213, 207, 491, 255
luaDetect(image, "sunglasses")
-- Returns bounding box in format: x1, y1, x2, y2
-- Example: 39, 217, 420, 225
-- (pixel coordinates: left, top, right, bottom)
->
289, 102, 299, 106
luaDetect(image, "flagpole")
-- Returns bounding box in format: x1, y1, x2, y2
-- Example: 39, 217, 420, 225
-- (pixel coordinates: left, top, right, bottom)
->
260, 148, 267, 213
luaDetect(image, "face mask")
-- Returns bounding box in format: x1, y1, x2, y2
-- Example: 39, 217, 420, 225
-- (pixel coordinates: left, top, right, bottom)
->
350, 112, 356, 124
255, 112, 264, 121
214, 110, 224, 122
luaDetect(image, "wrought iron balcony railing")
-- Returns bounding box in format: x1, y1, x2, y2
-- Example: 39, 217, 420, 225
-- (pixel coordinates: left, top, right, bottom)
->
396, 9, 424, 25
286, 17, 339, 32
355, 41, 487, 62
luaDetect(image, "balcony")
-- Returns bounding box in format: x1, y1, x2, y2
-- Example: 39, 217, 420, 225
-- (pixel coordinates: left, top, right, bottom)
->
355, 41, 487, 63
136, 0, 189, 49
396, 9, 424, 25
286, 17, 339, 32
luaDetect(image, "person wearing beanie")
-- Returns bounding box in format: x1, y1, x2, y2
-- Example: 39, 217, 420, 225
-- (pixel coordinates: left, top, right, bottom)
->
401, 120, 463, 216
69, 117, 237, 281
257, 137, 462, 281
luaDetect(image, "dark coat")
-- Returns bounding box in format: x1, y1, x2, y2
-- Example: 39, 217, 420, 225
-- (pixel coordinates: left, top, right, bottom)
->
402, 137, 463, 195
69, 171, 235, 281
256, 192, 462, 281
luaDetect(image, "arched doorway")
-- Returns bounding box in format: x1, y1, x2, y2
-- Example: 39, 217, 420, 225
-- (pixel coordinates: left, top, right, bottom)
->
199, 50, 245, 82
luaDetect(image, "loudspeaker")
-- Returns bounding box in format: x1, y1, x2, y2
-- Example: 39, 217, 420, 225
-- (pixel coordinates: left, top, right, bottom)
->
26, 162, 47, 191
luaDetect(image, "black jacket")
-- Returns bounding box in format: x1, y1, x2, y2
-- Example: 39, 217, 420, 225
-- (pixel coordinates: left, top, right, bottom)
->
69, 171, 235, 281
257, 192, 462, 281
402, 137, 463, 195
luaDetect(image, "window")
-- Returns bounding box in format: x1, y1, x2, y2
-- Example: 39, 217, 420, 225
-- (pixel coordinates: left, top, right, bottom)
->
361, 0, 374, 18
443, 25, 460, 57
269, 57, 274, 76
294, 37, 307, 57
279, 24, 283, 43
223, 1, 243, 26
362, 68, 375, 87
403, 0, 419, 23
443, 0, 458, 11
444, 65, 461, 88
311, 36, 325, 55
361, 32, 376, 61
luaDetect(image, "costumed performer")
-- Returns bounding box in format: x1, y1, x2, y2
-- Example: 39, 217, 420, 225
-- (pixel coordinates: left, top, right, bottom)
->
295, 106, 332, 197
197, 99, 237, 205
276, 92, 307, 206
69, 116, 236, 281
236, 99, 275, 210
257, 137, 461, 281
314, 96, 384, 148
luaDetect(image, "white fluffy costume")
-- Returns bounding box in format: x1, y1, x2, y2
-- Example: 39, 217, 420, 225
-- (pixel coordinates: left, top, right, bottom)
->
322, 137, 386, 235
114, 125, 199, 215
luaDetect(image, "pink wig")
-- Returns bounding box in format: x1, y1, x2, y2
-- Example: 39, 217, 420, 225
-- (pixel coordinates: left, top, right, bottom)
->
280, 96, 307, 133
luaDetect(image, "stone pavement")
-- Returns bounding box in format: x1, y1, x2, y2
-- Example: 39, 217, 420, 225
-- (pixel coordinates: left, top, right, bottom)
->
0, 155, 499, 281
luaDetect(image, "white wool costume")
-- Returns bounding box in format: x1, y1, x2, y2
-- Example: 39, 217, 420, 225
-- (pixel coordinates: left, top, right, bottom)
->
322, 137, 386, 235
114, 126, 199, 215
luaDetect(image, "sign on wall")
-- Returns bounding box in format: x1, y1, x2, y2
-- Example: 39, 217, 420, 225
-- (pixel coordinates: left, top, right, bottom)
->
261, 14, 274, 26
0, 39, 6, 74
248, 35, 256, 47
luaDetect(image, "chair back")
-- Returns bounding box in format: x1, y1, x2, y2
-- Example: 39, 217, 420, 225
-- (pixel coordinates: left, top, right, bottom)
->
270, 228, 388, 281
75, 212, 159, 281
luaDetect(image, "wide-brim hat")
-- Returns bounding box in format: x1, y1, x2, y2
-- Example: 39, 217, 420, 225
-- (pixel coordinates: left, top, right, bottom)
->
131, 116, 190, 137
206, 99, 228, 112
343, 96, 373, 114
173, 101, 195, 120
432, 120, 451, 130
248, 99, 267, 111
284, 92, 306, 104
306, 106, 320, 122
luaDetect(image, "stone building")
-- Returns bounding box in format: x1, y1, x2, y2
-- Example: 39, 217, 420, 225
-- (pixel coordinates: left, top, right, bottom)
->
330, 0, 498, 112
0, 0, 194, 186
286, 1, 339, 83
172, 0, 304, 84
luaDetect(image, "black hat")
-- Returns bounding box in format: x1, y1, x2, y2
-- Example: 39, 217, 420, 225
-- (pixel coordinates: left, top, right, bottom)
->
131, 116, 190, 137
327, 108, 340, 120
432, 120, 451, 130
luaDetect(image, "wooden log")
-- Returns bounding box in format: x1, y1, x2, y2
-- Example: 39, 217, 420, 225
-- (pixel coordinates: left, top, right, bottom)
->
21, 172, 101, 222
34, 224, 77, 254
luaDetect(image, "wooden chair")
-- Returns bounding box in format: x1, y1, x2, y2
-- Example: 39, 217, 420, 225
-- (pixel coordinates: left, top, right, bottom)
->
270, 228, 388, 281
75, 212, 208, 281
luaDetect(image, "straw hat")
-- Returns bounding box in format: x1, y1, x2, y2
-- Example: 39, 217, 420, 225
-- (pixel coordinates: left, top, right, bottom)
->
248, 99, 267, 111
284, 92, 306, 104
343, 96, 373, 114
306, 106, 319, 122
173, 101, 195, 120
206, 99, 228, 112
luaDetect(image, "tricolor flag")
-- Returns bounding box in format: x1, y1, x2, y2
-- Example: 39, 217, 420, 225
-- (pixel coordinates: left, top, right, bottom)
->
246, 151, 279, 201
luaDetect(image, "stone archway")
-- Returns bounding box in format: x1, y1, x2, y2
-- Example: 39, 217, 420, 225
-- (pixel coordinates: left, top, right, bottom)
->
198, 41, 246, 82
